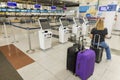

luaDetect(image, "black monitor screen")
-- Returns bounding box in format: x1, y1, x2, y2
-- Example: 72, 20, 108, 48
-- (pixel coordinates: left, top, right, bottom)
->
34, 4, 41, 8
39, 19, 51, 29
61, 18, 74, 26
75, 18, 81, 25
7, 2, 17, 7
67, 18, 74, 25
61, 18, 69, 26
79, 18, 84, 24
51, 6, 56, 10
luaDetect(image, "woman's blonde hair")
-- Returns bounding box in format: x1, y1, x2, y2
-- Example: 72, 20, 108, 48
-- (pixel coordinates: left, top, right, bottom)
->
95, 19, 104, 30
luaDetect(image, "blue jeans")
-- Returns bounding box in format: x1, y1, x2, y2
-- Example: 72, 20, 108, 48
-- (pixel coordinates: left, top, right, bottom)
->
92, 41, 111, 59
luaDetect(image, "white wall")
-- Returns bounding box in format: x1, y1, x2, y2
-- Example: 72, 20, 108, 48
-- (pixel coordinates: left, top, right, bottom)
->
114, 12, 120, 30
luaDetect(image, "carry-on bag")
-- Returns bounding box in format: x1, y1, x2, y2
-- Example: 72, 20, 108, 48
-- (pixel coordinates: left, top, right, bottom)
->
66, 44, 80, 74
66, 36, 84, 74
75, 36, 95, 80
90, 34, 104, 63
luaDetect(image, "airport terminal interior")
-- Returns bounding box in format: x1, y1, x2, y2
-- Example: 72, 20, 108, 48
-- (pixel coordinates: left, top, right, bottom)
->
0, 0, 120, 80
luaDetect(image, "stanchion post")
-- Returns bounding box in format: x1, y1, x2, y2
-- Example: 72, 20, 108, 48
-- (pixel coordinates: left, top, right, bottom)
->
1, 24, 4, 34
10, 21, 19, 43
26, 27, 35, 54
3, 22, 9, 38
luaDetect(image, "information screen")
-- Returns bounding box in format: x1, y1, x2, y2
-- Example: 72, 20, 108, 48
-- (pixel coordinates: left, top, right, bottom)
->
7, 2, 17, 7
51, 6, 56, 10
15, 9, 21, 12
60, 18, 69, 26
21, 9, 28, 12
34, 4, 41, 8
7, 8, 16, 12
1, 8, 7, 12
67, 18, 74, 25
39, 19, 51, 29
79, 6, 89, 13
99, 6, 107, 11
107, 4, 117, 11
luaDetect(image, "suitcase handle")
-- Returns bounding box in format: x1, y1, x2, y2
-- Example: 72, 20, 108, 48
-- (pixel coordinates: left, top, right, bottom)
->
80, 49, 88, 53
93, 34, 100, 49
79, 35, 85, 51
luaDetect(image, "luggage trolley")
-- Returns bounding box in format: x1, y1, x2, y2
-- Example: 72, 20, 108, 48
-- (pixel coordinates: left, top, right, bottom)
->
38, 18, 52, 50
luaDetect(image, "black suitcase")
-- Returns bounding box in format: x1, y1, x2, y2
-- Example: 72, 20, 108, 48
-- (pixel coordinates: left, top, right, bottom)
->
67, 44, 80, 74
90, 34, 104, 63
66, 36, 85, 74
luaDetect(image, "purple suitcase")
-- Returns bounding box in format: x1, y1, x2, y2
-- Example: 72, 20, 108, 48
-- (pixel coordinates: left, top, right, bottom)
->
75, 49, 95, 80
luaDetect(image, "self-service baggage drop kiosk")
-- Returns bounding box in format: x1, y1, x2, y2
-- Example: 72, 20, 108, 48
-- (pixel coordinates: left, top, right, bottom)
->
59, 17, 69, 43
81, 17, 89, 36
72, 17, 81, 39
38, 18, 52, 50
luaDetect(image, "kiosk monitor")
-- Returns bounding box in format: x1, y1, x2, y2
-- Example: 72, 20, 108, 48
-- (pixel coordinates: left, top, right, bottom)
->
38, 18, 51, 29
60, 18, 69, 26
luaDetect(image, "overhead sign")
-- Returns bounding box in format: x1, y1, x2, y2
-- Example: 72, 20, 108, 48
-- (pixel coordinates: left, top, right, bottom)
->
107, 4, 117, 11
7, 1, 17, 7
51, 6, 56, 10
99, 6, 107, 11
99, 5, 117, 11
79, 6, 89, 13
34, 4, 41, 8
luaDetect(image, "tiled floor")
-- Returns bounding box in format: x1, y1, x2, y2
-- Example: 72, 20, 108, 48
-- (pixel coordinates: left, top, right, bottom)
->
0, 24, 120, 80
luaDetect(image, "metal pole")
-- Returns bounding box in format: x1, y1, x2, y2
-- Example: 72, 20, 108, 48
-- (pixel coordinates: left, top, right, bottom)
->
26, 27, 35, 53
96, 0, 100, 10
3, 22, 9, 38
10, 21, 18, 43
1, 24, 4, 34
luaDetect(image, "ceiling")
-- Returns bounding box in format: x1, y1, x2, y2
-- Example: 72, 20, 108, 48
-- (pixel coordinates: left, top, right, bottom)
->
1, 0, 119, 8
0, 0, 79, 7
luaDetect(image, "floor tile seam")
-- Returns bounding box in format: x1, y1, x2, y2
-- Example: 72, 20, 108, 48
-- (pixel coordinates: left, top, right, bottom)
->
17, 71, 43, 79
98, 68, 108, 80
45, 53, 66, 65
36, 61, 61, 80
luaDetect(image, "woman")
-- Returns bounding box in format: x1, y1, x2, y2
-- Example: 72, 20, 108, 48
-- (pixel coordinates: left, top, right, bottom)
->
90, 18, 111, 60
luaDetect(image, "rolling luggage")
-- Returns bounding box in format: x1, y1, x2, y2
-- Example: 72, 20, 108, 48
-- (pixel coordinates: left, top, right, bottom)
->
66, 36, 84, 74
66, 43, 80, 74
75, 49, 95, 80
90, 34, 104, 63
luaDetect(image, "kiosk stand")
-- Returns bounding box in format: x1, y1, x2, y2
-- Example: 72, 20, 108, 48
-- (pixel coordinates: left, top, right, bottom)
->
38, 18, 52, 50
26, 27, 35, 54
81, 17, 89, 36
59, 17, 69, 43
72, 17, 81, 39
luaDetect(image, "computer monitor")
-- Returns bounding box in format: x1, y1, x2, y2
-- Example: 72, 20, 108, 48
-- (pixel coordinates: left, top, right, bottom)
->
99, 6, 107, 11
74, 18, 80, 25
79, 18, 84, 24
60, 18, 69, 26
38, 18, 51, 30
60, 17, 75, 27
34, 4, 41, 9
7, 1, 17, 7
51, 6, 56, 10
67, 18, 75, 25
